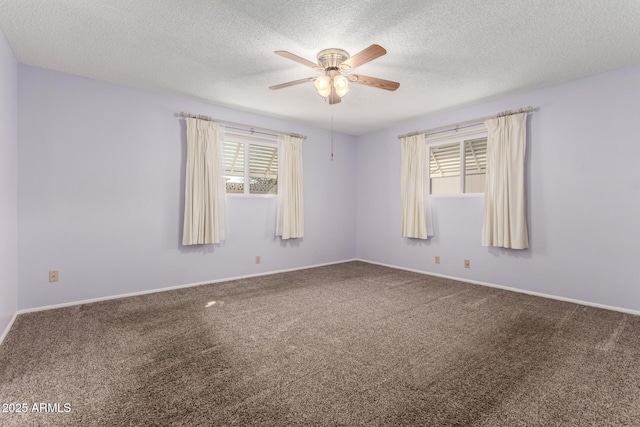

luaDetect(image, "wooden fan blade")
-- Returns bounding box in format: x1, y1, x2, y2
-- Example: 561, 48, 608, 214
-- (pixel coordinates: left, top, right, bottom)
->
339, 44, 386, 71
275, 51, 323, 71
329, 87, 341, 105
269, 77, 316, 90
348, 74, 400, 91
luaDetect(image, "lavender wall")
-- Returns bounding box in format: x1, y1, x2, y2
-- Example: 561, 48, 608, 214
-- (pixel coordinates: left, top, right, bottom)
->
17, 66, 356, 310
15, 61, 640, 313
356, 64, 640, 312
0, 29, 18, 335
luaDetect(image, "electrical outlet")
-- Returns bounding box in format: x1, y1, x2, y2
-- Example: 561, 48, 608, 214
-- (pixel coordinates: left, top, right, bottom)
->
255, 256, 261, 265
464, 260, 470, 268
435, 256, 440, 264
49, 270, 59, 282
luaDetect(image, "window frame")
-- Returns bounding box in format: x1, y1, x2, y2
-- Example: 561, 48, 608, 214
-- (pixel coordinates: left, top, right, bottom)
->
223, 131, 279, 198
426, 128, 488, 197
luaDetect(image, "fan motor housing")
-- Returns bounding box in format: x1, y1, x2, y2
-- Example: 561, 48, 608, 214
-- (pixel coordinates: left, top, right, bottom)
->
317, 48, 350, 70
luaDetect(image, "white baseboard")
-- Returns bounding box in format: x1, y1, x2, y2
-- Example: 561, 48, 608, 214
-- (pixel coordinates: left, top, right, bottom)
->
0, 312, 18, 347
16, 257, 640, 318
17, 258, 358, 314
355, 258, 640, 317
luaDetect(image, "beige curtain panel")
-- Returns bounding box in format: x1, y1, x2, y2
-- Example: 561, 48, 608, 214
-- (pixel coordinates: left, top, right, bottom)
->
276, 135, 304, 239
182, 118, 227, 245
481, 113, 529, 249
401, 134, 433, 239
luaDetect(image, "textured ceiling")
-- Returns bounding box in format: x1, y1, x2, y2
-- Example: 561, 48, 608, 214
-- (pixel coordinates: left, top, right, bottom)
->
1, 0, 639, 135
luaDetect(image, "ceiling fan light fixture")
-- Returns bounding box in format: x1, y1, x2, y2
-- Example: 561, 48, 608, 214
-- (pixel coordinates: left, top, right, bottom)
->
271, 45, 398, 104
333, 75, 350, 97
314, 75, 331, 98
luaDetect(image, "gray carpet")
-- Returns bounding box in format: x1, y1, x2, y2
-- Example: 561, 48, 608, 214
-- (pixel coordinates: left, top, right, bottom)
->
1, 261, 640, 426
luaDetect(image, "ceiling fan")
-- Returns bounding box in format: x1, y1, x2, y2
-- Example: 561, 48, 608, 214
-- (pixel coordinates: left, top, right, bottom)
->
269, 44, 400, 104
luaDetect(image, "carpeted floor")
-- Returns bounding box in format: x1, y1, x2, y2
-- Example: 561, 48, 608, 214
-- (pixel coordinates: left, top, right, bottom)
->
1, 261, 640, 426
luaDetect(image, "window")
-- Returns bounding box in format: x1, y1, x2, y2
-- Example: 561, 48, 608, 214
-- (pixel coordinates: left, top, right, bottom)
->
428, 132, 487, 195
224, 133, 278, 195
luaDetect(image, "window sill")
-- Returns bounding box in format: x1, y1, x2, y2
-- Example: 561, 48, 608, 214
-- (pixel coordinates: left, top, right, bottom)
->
429, 193, 484, 199
227, 194, 277, 199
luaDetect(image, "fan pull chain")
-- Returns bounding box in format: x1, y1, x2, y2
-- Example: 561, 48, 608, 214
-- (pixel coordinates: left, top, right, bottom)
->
331, 106, 334, 161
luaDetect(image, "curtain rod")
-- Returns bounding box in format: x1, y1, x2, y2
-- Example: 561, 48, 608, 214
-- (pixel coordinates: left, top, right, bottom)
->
177, 112, 307, 140
397, 106, 534, 140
